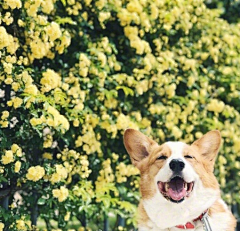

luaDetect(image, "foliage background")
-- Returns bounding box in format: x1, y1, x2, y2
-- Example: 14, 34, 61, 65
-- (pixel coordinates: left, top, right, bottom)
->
0, 0, 240, 230
206, 0, 240, 23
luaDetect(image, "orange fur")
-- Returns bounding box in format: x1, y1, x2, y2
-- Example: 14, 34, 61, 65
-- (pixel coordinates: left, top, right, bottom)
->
209, 200, 236, 231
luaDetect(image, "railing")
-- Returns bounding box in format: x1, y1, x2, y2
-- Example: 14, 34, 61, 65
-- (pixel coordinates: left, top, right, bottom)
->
232, 204, 240, 231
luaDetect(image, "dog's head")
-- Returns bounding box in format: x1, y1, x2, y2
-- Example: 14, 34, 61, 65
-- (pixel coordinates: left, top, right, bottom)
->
123, 129, 221, 204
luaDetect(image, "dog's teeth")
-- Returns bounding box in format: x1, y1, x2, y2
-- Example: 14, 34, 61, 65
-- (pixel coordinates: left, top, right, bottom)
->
165, 183, 169, 192
184, 182, 188, 190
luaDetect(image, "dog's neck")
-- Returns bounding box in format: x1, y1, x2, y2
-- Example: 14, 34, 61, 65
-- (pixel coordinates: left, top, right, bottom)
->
175, 209, 208, 229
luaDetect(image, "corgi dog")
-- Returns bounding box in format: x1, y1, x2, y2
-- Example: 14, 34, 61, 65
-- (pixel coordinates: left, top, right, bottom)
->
123, 129, 236, 231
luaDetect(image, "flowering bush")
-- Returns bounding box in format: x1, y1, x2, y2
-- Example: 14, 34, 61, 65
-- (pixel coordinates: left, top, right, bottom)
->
0, 0, 240, 230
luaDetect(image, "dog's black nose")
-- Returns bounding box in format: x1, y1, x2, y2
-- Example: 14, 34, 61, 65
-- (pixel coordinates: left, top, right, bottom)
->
169, 159, 185, 172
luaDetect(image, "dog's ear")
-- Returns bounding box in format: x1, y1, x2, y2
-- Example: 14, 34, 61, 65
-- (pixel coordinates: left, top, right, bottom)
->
123, 129, 157, 167
191, 130, 221, 164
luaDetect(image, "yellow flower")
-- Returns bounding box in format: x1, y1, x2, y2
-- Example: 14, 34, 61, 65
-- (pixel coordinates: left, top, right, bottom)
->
4, 76, 13, 84
15, 161, 21, 173
207, 99, 225, 113
6, 34, 19, 54
79, 67, 88, 77
24, 84, 39, 95
130, 37, 145, 55
21, 70, 33, 85
5, 55, 16, 64
43, 152, 53, 160
172, 126, 182, 139
79, 53, 91, 68
127, 0, 143, 14
56, 164, 68, 179
0, 26, 10, 49
195, 132, 203, 139
1, 111, 9, 120
99, 12, 111, 24
17, 19, 25, 27
116, 113, 130, 130
30, 38, 49, 60
41, 69, 61, 92
50, 173, 61, 184
26, 166, 45, 182
43, 134, 53, 148
52, 186, 69, 202
3, 0, 22, 9
50, 164, 68, 184
64, 211, 71, 221
24, 220, 31, 229
0, 222, 4, 231
12, 82, 20, 91
16, 219, 27, 231
2, 12, 13, 26
45, 22, 62, 41
97, 52, 107, 67
75, 136, 83, 147
67, 0, 75, 5
41, 0, 54, 14
1, 150, 14, 165
73, 119, 79, 127
0, 167, 4, 174
11, 144, 22, 157
7, 97, 23, 109
56, 31, 71, 54
165, 83, 176, 98
124, 26, 138, 38
29, 117, 45, 126
0, 121, 9, 128
45, 105, 70, 133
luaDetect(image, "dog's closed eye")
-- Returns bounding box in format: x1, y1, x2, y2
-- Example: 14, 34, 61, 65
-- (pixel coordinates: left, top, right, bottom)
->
157, 155, 167, 160
184, 155, 194, 159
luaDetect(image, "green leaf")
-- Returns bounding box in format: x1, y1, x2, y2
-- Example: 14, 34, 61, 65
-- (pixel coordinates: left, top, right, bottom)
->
116, 86, 134, 96
56, 16, 76, 25
60, 0, 66, 6
102, 89, 118, 99
0, 176, 8, 183
37, 198, 46, 205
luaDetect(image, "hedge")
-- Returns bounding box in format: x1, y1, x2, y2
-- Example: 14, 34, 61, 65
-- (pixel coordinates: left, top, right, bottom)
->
206, 0, 240, 23
0, 0, 240, 230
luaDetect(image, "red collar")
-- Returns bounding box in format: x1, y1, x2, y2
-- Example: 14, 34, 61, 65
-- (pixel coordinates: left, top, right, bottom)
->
175, 209, 208, 229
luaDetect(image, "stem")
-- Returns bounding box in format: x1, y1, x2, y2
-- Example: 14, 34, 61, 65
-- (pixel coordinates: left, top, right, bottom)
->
44, 218, 52, 231
118, 216, 125, 227
1, 196, 9, 210
103, 214, 109, 231
31, 192, 38, 226
77, 211, 87, 228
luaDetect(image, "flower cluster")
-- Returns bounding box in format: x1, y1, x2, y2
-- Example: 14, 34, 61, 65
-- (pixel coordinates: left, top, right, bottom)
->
1, 144, 23, 176
26, 166, 45, 182
30, 104, 70, 134
50, 164, 68, 184
52, 186, 69, 202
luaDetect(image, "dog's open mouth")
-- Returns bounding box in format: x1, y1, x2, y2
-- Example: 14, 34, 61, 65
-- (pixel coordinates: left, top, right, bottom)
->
157, 176, 194, 203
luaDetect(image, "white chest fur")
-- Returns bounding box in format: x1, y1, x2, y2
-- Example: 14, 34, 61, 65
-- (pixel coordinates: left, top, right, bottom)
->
139, 199, 232, 231
139, 213, 231, 231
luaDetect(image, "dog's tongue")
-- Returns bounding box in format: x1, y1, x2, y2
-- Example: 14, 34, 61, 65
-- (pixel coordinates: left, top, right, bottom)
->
168, 177, 187, 201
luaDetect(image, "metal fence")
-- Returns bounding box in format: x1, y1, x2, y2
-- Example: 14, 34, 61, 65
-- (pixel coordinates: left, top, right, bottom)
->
232, 204, 240, 231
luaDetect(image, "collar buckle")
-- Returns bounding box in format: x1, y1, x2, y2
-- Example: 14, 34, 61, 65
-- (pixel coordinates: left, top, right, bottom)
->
201, 212, 212, 231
